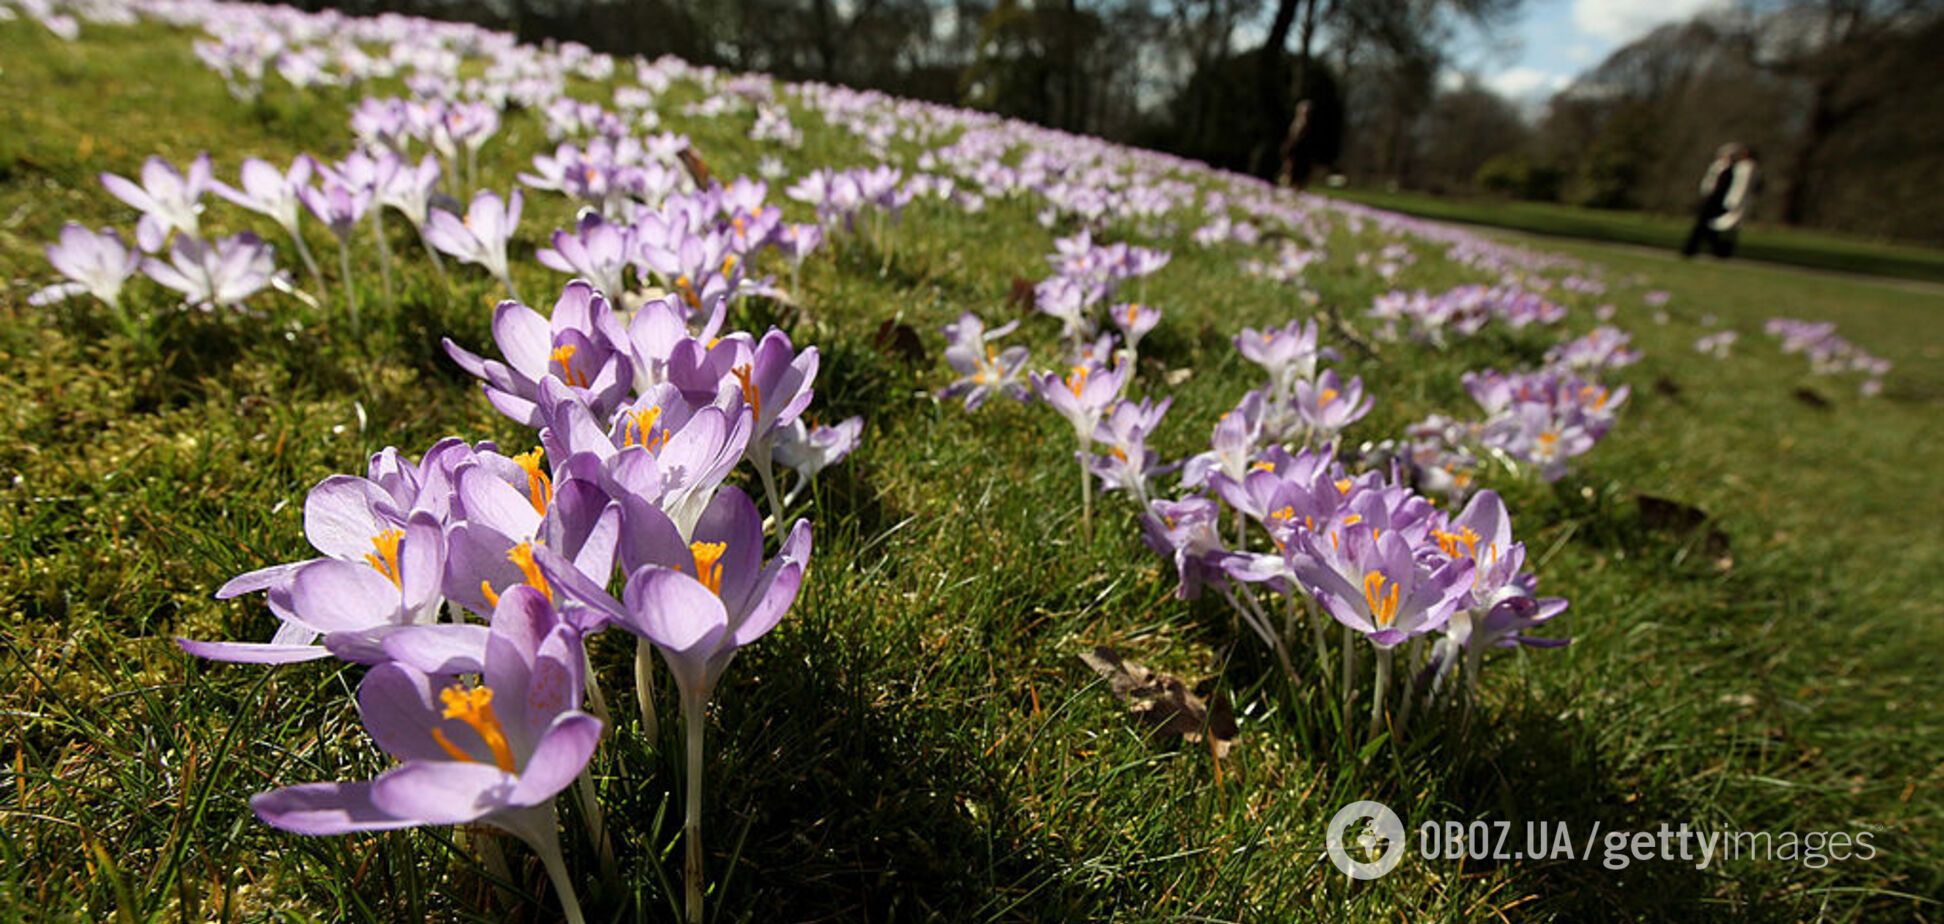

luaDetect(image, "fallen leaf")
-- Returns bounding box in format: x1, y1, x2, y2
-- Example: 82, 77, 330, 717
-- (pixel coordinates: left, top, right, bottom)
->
677, 146, 713, 189
873, 319, 926, 365
1078, 646, 1237, 758
1633, 494, 1733, 571
1007, 277, 1036, 313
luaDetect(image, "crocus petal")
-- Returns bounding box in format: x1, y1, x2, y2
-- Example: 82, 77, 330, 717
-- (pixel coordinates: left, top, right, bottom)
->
358, 662, 457, 763
382, 624, 491, 675
508, 712, 602, 806
370, 760, 515, 826
176, 637, 331, 664
253, 782, 414, 835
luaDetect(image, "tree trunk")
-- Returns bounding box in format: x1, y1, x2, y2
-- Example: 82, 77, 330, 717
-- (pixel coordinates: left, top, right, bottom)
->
1258, 0, 1303, 169
1783, 76, 1837, 226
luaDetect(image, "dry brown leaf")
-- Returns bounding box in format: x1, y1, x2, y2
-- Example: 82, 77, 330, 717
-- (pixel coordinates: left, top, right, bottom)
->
1078, 646, 1237, 758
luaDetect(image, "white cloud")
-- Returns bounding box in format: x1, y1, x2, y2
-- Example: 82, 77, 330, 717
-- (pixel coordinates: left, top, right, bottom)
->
1573, 0, 1725, 43
1484, 67, 1572, 99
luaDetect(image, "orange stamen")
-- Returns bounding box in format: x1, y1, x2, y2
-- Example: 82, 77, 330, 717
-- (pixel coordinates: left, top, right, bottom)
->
514, 448, 553, 514
690, 541, 726, 595
363, 529, 406, 588
431, 685, 517, 772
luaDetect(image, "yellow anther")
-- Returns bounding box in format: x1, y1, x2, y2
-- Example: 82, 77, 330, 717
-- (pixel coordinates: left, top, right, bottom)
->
1362, 572, 1401, 628
1110, 446, 1128, 462
480, 580, 501, 609
1125, 304, 1141, 326
514, 448, 553, 514
1252, 460, 1277, 472
550, 343, 587, 388
731, 364, 761, 420
363, 529, 406, 588
1066, 365, 1089, 398
506, 541, 553, 603
1432, 526, 1482, 559
1341, 513, 1364, 527
625, 406, 668, 451
1335, 478, 1354, 495
1319, 387, 1340, 407
675, 274, 701, 309
690, 541, 726, 595
431, 684, 518, 772
721, 254, 739, 276
1268, 505, 1295, 522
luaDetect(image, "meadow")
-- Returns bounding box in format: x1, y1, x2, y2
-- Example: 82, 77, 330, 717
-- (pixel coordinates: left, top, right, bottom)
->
1328, 186, 1944, 285
1, 6, 1941, 923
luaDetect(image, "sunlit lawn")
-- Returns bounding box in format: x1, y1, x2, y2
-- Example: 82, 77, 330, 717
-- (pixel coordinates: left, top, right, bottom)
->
2, 19, 1939, 923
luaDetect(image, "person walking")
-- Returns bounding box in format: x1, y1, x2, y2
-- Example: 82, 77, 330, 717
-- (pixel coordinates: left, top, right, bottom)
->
1683, 144, 1759, 258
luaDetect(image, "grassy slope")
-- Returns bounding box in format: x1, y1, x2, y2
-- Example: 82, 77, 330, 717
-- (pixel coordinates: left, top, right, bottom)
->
2, 20, 1940, 923
1327, 187, 1944, 285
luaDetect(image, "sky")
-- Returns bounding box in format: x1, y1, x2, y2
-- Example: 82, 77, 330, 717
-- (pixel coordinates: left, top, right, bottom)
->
1458, 0, 1729, 102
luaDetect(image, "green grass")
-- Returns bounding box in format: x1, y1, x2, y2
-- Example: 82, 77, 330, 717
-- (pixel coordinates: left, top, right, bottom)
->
4, 18, 1942, 923
1327, 187, 1944, 285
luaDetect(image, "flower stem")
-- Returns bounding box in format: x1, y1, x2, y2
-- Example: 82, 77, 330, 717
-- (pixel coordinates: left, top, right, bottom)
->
337, 239, 359, 334
533, 822, 588, 924
1341, 623, 1356, 730
683, 691, 707, 924
753, 447, 785, 545
575, 769, 617, 879
1305, 595, 1331, 685
370, 210, 395, 308
289, 226, 325, 294
634, 638, 660, 744
1078, 448, 1093, 542
416, 221, 449, 280
1370, 647, 1392, 737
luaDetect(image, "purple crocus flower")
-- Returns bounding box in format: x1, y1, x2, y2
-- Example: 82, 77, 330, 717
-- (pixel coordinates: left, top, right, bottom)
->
1289, 520, 1473, 648
939, 312, 1030, 410
772, 416, 863, 484
442, 450, 620, 618
611, 486, 811, 697
100, 153, 211, 251
1140, 495, 1234, 600
299, 176, 373, 243
606, 485, 810, 923
425, 188, 524, 298
34, 224, 140, 310
537, 379, 753, 538
1181, 391, 1265, 489
1030, 360, 1126, 442
1235, 318, 1326, 393
141, 233, 277, 311
1109, 303, 1160, 351
179, 480, 447, 666
538, 212, 636, 298
215, 156, 314, 242
1293, 369, 1373, 442
444, 281, 635, 428
252, 586, 599, 923
1086, 397, 1172, 502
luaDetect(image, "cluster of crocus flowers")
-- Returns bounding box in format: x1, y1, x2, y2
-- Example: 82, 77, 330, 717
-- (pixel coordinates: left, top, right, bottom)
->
1765, 317, 1892, 396
38, 153, 284, 322
1367, 282, 1568, 345
1223, 318, 1373, 453
1384, 318, 1634, 489
186, 267, 860, 920
938, 312, 1031, 410
1139, 360, 1571, 734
